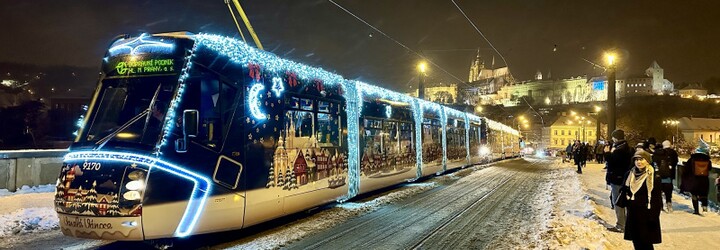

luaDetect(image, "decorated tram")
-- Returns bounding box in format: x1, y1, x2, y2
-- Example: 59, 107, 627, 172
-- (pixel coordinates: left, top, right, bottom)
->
54, 32, 521, 241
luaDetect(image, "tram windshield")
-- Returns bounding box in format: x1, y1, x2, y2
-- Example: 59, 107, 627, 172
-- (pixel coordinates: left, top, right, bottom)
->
85, 76, 177, 146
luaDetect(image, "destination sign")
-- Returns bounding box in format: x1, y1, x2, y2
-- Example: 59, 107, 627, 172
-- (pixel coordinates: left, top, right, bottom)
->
114, 58, 176, 75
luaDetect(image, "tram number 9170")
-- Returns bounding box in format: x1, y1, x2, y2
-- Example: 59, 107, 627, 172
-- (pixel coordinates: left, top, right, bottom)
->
82, 162, 102, 171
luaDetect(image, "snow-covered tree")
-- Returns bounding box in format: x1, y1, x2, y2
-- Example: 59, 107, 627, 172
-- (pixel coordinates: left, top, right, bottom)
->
266, 165, 275, 188
106, 193, 121, 216
289, 171, 298, 189
277, 169, 285, 187
284, 169, 292, 190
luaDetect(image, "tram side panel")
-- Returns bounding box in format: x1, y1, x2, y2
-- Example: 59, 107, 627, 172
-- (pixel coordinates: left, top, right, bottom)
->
357, 102, 417, 194
237, 67, 350, 226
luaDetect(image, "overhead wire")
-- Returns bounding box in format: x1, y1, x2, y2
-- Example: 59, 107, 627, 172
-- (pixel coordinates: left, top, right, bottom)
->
225, 0, 247, 43
327, 0, 470, 87
451, 0, 509, 70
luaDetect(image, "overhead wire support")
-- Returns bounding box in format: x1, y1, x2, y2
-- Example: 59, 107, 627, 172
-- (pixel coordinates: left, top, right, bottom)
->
327, 0, 468, 86
225, 0, 247, 43
230, 0, 264, 50
451, 0, 509, 70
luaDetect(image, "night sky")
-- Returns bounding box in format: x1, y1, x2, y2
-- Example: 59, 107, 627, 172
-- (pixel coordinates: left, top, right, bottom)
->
2, 0, 719, 92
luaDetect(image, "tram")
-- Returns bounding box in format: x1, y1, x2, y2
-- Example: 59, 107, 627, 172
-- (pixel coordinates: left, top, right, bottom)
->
54, 32, 521, 240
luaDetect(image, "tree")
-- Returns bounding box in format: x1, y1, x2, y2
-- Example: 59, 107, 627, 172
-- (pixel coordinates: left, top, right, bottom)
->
266, 165, 275, 188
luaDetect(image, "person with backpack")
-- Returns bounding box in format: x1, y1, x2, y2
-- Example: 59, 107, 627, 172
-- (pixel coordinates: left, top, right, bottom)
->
653, 140, 678, 213
680, 139, 712, 215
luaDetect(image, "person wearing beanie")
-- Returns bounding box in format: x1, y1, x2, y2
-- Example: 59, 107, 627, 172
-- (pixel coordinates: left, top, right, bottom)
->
653, 140, 679, 212
680, 139, 712, 214
605, 129, 633, 233
622, 152, 662, 249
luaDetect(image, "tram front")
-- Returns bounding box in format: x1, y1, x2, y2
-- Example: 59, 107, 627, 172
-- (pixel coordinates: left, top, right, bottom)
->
55, 33, 210, 240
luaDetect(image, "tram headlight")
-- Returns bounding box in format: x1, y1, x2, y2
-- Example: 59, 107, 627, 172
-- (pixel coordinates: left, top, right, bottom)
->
123, 190, 142, 201
479, 146, 490, 156
125, 180, 145, 191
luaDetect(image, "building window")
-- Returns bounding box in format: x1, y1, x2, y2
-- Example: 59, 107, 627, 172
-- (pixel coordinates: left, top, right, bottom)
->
554, 139, 558, 145
561, 130, 565, 135
701, 134, 704, 140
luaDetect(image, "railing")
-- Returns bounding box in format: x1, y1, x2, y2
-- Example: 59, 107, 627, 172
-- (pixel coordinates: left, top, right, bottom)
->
0, 149, 68, 192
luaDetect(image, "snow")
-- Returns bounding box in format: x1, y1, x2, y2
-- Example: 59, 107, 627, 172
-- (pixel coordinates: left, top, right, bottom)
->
0, 184, 55, 197
0, 185, 59, 238
223, 182, 437, 249
0, 207, 59, 237
542, 159, 720, 249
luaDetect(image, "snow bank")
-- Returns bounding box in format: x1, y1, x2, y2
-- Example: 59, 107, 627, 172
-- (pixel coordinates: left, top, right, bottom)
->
0, 207, 59, 237
225, 182, 437, 249
0, 184, 55, 197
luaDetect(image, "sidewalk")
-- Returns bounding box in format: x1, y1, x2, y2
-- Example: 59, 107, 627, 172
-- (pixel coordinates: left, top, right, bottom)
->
578, 162, 720, 249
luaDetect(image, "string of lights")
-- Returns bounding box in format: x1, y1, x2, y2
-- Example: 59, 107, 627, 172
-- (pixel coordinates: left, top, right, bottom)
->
326, 0, 469, 86
451, 0, 509, 70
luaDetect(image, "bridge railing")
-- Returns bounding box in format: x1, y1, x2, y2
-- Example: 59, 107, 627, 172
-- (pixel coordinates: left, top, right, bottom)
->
0, 149, 68, 192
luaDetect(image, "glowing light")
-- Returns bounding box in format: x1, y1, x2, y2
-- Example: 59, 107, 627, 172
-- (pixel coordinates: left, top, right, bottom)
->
464, 114, 470, 163
480, 146, 490, 156
125, 180, 145, 191
385, 105, 392, 118
249, 83, 267, 120
64, 151, 212, 238
123, 191, 142, 200
116, 132, 138, 139
155, 42, 199, 152
271, 77, 285, 97
108, 34, 175, 56
418, 62, 427, 73
605, 52, 616, 66
440, 107, 447, 171
412, 100, 423, 178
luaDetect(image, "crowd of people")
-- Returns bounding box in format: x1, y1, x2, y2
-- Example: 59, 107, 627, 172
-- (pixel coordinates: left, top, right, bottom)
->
562, 129, 720, 249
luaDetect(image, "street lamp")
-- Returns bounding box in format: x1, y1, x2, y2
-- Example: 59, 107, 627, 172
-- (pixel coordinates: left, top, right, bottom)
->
663, 119, 680, 145
417, 61, 427, 100
605, 51, 618, 134
475, 105, 483, 114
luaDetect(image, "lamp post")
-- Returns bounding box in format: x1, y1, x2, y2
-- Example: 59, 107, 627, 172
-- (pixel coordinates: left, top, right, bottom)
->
663, 119, 680, 145
605, 52, 617, 134
417, 62, 427, 100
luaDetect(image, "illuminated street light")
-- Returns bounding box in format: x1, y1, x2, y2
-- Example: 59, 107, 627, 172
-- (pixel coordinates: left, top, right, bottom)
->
605, 52, 616, 66
417, 61, 427, 99
475, 105, 483, 113
570, 110, 577, 116
545, 97, 551, 105
417, 61, 427, 74
594, 105, 602, 112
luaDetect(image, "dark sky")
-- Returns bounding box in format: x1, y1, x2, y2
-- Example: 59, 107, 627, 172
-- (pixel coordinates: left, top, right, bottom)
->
2, 0, 719, 92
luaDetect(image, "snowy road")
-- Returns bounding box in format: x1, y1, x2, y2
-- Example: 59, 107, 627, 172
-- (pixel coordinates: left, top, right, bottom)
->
284, 157, 555, 249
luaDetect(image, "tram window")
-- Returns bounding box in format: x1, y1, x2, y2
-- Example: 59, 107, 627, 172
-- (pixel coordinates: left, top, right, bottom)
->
317, 113, 340, 147
362, 118, 383, 154
182, 75, 237, 150
285, 110, 314, 144
399, 122, 413, 153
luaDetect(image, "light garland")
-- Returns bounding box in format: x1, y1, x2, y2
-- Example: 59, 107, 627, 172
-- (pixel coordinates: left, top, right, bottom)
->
464, 114, 471, 163
248, 82, 267, 120
155, 42, 198, 152
108, 33, 175, 56
412, 99, 423, 179
64, 151, 211, 238
385, 105, 392, 118
72, 105, 89, 137
340, 81, 360, 201
440, 107, 447, 171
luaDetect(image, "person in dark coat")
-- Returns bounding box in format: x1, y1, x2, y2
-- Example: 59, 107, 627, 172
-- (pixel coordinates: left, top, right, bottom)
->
606, 129, 633, 232
680, 139, 712, 215
655, 140, 678, 212
572, 140, 585, 173
622, 151, 662, 249
595, 140, 606, 163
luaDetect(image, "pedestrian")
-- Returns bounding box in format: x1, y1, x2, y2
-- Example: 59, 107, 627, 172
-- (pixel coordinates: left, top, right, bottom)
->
622, 151, 663, 249
584, 142, 592, 167
635, 143, 652, 167
606, 129, 633, 233
596, 140, 606, 163
680, 139, 712, 215
654, 140, 678, 212
573, 140, 585, 173
566, 143, 574, 162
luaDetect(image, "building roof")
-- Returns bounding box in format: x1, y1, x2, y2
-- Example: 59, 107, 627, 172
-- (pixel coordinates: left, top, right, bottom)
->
550, 115, 597, 127
680, 83, 705, 91
679, 117, 720, 131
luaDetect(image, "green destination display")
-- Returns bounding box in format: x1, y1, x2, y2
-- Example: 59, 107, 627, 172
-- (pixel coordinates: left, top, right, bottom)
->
115, 58, 175, 75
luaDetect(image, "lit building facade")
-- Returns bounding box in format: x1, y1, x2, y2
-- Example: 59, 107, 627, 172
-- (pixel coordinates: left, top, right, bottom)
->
678, 117, 720, 144
549, 115, 597, 149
